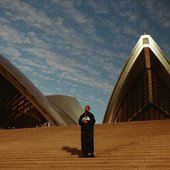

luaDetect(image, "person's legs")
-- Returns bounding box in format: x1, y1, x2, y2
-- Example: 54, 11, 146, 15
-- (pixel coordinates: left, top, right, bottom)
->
81, 131, 88, 157
87, 130, 95, 157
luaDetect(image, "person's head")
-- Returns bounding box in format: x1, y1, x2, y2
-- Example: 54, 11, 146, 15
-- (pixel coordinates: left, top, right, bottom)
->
84, 105, 90, 112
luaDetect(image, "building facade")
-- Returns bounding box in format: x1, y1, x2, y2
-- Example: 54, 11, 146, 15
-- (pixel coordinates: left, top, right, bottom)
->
0, 55, 83, 128
103, 34, 170, 123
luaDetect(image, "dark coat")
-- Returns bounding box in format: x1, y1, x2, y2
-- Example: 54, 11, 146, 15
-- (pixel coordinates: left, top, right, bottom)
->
79, 112, 96, 131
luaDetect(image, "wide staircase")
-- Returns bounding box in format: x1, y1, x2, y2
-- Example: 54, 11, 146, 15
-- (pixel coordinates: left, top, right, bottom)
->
0, 120, 170, 169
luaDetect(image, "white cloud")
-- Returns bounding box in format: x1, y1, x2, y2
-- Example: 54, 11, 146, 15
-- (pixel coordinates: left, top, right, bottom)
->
122, 26, 138, 37
0, 0, 102, 59
0, 17, 9, 24
0, 0, 52, 28
141, 1, 170, 29
59, 70, 113, 93
27, 45, 113, 92
27, 32, 49, 48
0, 46, 21, 59
0, 0, 95, 53
0, 19, 49, 48
54, 0, 95, 32
0, 1, 122, 96
17, 65, 33, 73
87, 0, 110, 14
38, 73, 54, 81
22, 45, 113, 92
0, 24, 23, 44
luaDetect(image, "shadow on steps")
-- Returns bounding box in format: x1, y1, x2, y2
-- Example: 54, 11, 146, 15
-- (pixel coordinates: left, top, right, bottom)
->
62, 146, 81, 157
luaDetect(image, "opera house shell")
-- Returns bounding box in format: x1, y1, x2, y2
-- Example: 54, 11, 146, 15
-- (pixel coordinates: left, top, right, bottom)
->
0, 55, 83, 128
104, 34, 170, 123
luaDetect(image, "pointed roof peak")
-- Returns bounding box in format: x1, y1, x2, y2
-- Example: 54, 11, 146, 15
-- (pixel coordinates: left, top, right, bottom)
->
104, 34, 170, 123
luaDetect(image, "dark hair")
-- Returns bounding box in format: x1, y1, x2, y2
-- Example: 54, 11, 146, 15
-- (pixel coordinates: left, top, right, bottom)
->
85, 105, 90, 110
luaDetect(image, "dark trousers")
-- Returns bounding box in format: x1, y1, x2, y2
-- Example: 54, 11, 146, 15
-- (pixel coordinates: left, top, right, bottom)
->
81, 130, 94, 154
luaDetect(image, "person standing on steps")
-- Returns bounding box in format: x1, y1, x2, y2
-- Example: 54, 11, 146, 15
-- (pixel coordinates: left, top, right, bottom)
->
79, 105, 96, 158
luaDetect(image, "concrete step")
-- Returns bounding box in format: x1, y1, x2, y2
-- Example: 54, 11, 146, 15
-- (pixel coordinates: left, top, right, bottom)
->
1, 120, 170, 169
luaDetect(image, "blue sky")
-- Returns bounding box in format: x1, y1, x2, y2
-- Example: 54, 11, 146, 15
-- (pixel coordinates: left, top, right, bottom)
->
0, 0, 170, 123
